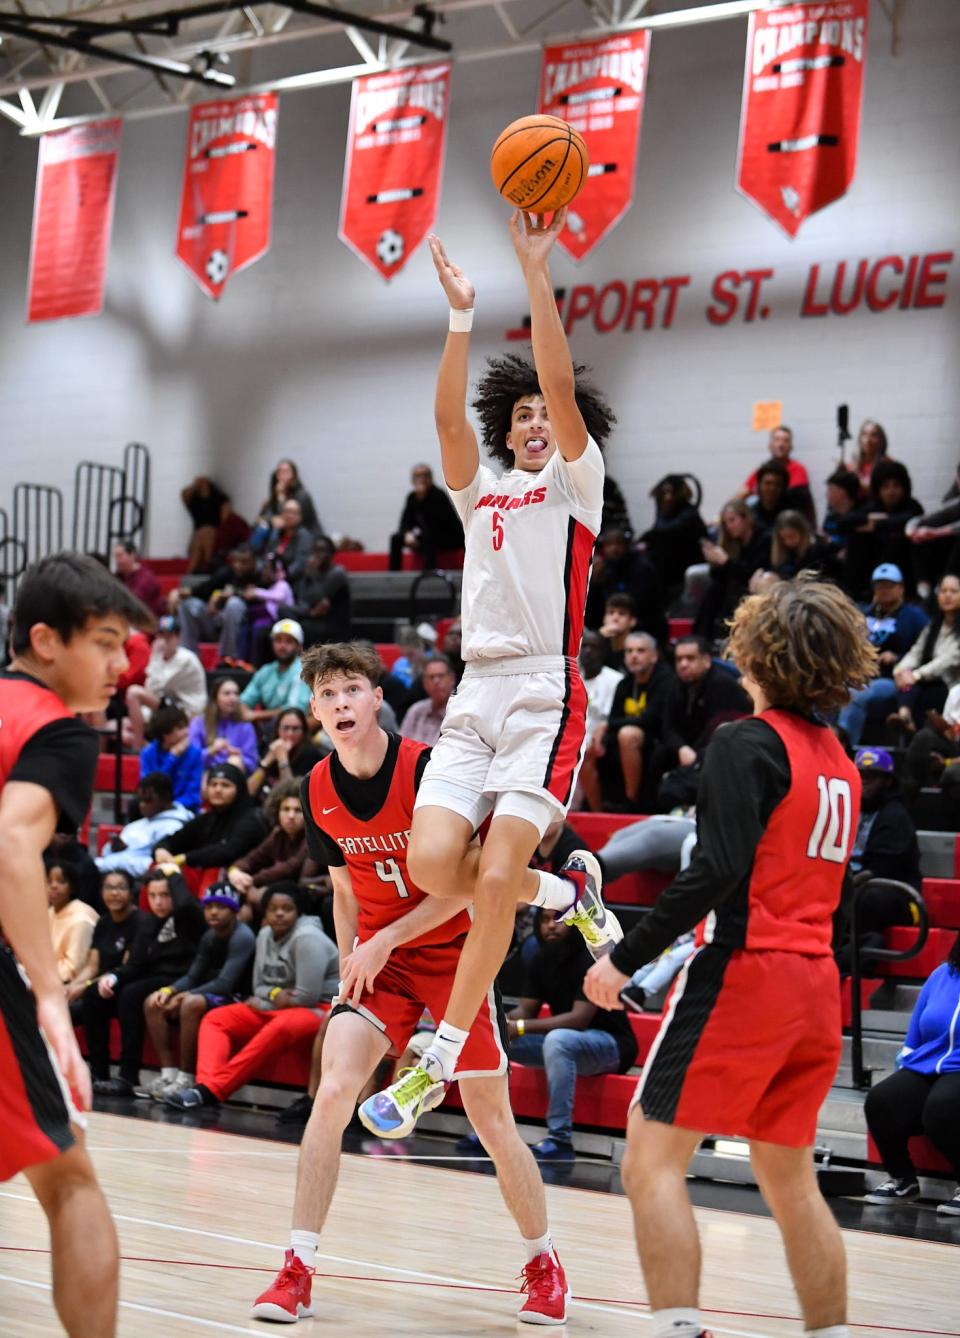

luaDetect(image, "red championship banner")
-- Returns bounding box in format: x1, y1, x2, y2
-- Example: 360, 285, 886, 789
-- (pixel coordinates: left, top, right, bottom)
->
27, 119, 121, 323
176, 93, 278, 300
339, 63, 451, 281
736, 0, 868, 238
537, 31, 649, 262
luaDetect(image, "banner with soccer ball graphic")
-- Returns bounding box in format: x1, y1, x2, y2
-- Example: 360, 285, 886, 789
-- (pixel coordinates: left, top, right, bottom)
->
339, 63, 451, 281
736, 0, 868, 237
176, 93, 278, 299
537, 31, 650, 262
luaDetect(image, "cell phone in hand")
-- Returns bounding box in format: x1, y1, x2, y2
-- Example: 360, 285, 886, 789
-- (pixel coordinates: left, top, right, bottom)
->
619, 988, 645, 1013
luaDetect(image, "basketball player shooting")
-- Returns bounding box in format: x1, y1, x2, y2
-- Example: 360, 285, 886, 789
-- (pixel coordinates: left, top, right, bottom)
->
584, 576, 878, 1338
0, 553, 151, 1338
251, 642, 572, 1324
360, 207, 623, 1141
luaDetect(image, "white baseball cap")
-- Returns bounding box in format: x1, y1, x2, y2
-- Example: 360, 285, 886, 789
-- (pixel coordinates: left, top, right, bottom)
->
270, 618, 304, 644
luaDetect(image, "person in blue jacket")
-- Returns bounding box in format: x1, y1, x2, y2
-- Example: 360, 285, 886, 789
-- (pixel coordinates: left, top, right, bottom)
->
863, 930, 960, 1214
139, 704, 204, 812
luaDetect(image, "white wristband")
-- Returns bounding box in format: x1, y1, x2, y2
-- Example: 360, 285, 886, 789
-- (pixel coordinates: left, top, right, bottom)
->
449, 307, 474, 333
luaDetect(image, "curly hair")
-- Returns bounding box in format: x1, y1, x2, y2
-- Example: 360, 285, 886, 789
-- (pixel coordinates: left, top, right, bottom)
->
471, 354, 615, 469
265, 775, 302, 825
725, 574, 877, 715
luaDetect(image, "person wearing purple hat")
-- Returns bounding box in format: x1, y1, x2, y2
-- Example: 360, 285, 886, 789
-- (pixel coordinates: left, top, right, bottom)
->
847, 747, 920, 891
142, 879, 256, 1102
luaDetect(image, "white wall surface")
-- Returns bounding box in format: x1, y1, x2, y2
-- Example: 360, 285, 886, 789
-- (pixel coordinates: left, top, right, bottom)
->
0, 0, 957, 557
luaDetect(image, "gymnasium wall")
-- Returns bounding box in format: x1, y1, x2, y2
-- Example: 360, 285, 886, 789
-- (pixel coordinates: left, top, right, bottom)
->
0, 0, 957, 558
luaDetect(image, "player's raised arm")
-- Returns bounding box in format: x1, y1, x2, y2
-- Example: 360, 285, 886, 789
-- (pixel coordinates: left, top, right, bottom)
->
430, 234, 480, 490
509, 208, 587, 462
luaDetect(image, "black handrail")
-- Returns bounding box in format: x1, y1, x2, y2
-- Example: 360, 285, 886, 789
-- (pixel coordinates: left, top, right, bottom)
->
72, 460, 125, 555
123, 442, 150, 551
409, 569, 458, 628
849, 878, 929, 1089
13, 483, 63, 572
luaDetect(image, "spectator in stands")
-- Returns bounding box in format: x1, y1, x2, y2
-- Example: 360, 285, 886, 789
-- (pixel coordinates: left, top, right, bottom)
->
440, 617, 464, 684
598, 592, 638, 671
577, 630, 625, 812
821, 468, 862, 560
251, 460, 320, 549
142, 883, 257, 1101
888, 574, 960, 734
601, 474, 633, 537
500, 909, 638, 1161
841, 460, 925, 599
389, 463, 464, 571
187, 678, 259, 775
585, 529, 667, 647
651, 636, 751, 809
593, 812, 697, 891
228, 779, 309, 919
139, 704, 204, 813
863, 931, 960, 1214
47, 830, 101, 913
400, 653, 457, 747
641, 475, 707, 596
248, 708, 324, 801
839, 565, 933, 746
154, 762, 267, 876
748, 459, 792, 532
694, 499, 771, 644
240, 620, 312, 726
283, 536, 351, 646
848, 748, 921, 888
65, 871, 140, 1014
113, 540, 165, 618
124, 615, 207, 750
265, 499, 315, 586
83, 867, 206, 1096
180, 476, 231, 573
164, 883, 339, 1110
603, 632, 676, 811
907, 463, 960, 595
901, 686, 960, 804
47, 859, 98, 985
738, 425, 810, 499
851, 419, 890, 494
751, 510, 830, 589
177, 544, 259, 663
96, 772, 192, 878
245, 557, 298, 667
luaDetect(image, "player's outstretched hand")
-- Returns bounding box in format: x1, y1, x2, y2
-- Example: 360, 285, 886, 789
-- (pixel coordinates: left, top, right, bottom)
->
583, 955, 629, 1011
340, 934, 391, 1007
36, 992, 93, 1111
508, 207, 567, 271
429, 235, 475, 311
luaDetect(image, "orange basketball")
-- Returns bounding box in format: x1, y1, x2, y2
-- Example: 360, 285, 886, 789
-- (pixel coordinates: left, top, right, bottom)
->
490, 114, 589, 214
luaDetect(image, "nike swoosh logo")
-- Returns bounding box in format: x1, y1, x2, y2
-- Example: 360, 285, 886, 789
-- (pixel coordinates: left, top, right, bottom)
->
322, 806, 338, 815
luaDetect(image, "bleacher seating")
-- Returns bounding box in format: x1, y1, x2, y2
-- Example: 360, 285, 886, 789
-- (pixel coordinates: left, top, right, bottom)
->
95, 754, 140, 794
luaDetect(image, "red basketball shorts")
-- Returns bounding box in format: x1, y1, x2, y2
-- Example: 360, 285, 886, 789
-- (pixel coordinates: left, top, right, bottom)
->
343, 938, 508, 1079
0, 952, 81, 1181
632, 943, 842, 1147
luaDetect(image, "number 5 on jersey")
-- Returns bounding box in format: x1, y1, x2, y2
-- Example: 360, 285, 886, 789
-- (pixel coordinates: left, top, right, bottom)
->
375, 858, 410, 898
807, 775, 853, 863
492, 511, 504, 551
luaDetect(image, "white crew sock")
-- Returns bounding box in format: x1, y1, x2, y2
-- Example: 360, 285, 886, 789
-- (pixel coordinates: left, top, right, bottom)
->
422, 1021, 470, 1082
176, 1070, 194, 1084
805, 1328, 849, 1337
160, 1067, 177, 1082
529, 870, 576, 912
289, 1229, 320, 1269
522, 1231, 554, 1263
651, 1308, 704, 1338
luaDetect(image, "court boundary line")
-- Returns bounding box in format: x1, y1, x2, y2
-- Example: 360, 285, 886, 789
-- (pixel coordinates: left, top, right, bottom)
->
2, 1189, 955, 1337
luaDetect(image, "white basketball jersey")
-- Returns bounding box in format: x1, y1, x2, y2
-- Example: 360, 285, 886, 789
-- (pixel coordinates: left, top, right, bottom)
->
448, 438, 604, 662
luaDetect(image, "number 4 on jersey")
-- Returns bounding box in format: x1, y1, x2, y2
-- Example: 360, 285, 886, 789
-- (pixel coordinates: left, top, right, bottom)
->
806, 775, 853, 863
375, 858, 410, 898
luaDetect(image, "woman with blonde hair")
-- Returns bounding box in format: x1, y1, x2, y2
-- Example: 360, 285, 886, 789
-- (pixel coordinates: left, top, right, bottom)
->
188, 678, 258, 774
693, 498, 771, 641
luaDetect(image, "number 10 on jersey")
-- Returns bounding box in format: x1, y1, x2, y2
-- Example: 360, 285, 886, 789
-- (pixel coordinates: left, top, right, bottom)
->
807, 776, 853, 863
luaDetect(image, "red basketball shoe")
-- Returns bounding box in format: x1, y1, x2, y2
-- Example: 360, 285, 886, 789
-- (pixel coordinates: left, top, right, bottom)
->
518, 1250, 571, 1325
250, 1249, 314, 1323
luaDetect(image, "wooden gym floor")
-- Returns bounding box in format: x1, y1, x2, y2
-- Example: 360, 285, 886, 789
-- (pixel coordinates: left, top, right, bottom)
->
0, 1111, 956, 1337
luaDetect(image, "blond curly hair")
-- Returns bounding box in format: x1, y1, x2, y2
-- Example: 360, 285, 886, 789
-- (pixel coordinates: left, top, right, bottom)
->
726, 574, 877, 715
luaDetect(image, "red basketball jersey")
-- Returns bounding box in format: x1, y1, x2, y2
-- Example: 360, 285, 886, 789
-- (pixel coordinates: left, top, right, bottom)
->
0, 676, 75, 789
307, 737, 472, 949
741, 709, 860, 955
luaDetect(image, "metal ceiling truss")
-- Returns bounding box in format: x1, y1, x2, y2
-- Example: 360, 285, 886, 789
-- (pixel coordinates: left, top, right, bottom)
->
0, 0, 765, 135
